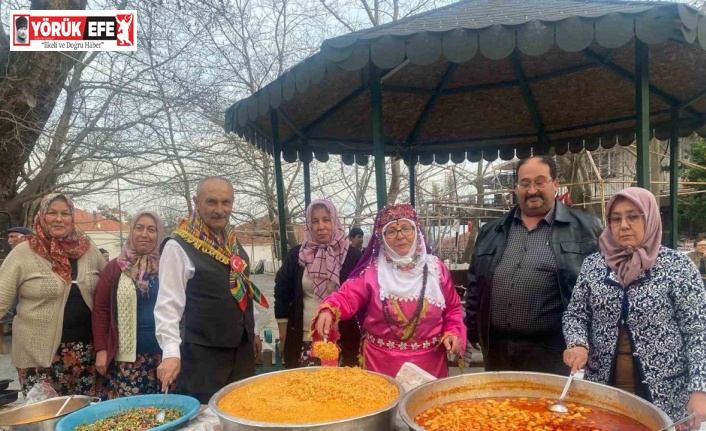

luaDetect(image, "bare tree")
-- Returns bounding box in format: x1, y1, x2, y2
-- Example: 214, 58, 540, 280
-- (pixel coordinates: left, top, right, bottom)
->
0, 0, 88, 222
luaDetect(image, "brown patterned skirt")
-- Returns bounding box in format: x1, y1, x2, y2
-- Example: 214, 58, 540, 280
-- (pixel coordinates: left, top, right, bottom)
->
104, 352, 171, 399
17, 341, 97, 397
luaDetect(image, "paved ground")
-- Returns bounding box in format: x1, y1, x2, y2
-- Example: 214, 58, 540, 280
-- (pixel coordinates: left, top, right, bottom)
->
2, 274, 704, 428
250, 273, 485, 374
0, 274, 481, 391
0, 337, 18, 391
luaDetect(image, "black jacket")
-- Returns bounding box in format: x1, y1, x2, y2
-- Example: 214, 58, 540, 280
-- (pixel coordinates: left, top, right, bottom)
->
274, 245, 362, 367
465, 201, 602, 349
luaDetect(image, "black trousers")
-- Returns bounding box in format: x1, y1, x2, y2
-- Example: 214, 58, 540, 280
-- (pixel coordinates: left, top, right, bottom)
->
484, 328, 570, 376
178, 332, 255, 404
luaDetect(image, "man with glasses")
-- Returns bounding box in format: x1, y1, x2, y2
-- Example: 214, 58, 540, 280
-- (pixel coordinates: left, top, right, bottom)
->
466, 156, 602, 374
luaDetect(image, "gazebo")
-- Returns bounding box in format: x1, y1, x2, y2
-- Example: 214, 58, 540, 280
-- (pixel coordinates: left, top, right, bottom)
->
224, 0, 706, 259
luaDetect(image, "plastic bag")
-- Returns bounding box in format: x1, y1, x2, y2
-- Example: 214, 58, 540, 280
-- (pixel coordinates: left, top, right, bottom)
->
24, 382, 58, 405
395, 362, 437, 392
179, 407, 221, 431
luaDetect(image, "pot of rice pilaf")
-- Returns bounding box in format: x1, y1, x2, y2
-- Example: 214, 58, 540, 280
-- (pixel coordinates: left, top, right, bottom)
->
208, 367, 404, 431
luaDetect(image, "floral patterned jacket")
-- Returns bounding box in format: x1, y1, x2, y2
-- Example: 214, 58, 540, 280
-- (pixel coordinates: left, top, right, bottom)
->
563, 247, 706, 420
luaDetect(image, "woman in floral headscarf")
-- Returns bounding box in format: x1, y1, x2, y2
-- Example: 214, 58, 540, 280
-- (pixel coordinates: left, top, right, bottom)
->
0, 193, 105, 396
274, 200, 362, 368
92, 210, 168, 398
314, 203, 465, 378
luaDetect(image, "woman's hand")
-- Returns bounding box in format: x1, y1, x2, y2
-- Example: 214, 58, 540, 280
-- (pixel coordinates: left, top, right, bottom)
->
95, 350, 108, 376
253, 335, 262, 361
686, 392, 706, 430
563, 346, 588, 375
278, 321, 288, 357
443, 335, 461, 355
315, 311, 333, 338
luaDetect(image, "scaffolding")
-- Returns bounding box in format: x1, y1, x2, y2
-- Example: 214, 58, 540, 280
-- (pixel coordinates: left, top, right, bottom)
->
421, 142, 706, 264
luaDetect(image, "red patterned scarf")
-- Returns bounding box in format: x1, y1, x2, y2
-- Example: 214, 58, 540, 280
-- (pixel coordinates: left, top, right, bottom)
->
173, 211, 268, 311
27, 193, 91, 283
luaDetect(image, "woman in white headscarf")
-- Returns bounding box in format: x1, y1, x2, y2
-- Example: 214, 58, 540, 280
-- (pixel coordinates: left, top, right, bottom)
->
314, 203, 464, 378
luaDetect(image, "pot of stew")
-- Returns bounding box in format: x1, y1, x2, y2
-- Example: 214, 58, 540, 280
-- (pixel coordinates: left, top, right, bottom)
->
399, 371, 671, 431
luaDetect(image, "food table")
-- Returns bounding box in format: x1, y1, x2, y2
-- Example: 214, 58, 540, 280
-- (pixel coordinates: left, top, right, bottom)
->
180, 406, 409, 431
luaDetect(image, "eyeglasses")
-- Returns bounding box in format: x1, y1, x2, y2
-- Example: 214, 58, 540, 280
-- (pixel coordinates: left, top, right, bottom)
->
516, 177, 552, 190
383, 225, 415, 239
607, 214, 644, 227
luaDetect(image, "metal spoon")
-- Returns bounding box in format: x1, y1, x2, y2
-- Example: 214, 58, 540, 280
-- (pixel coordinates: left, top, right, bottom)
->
657, 412, 698, 431
155, 386, 169, 423
549, 371, 579, 413
54, 395, 74, 418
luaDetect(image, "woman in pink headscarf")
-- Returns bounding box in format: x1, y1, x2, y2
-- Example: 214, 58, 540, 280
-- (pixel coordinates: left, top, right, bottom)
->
92, 210, 167, 398
314, 203, 465, 379
563, 187, 706, 428
274, 200, 361, 368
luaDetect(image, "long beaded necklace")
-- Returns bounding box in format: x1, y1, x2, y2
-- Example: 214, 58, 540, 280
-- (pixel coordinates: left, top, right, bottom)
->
381, 263, 428, 342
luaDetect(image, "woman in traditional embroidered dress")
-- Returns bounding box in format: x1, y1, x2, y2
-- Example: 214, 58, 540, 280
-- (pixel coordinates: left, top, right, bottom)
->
0, 193, 105, 396
314, 203, 465, 378
274, 199, 361, 367
563, 188, 706, 427
93, 210, 169, 398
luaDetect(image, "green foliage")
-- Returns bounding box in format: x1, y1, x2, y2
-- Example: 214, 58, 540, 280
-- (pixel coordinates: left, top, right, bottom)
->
681, 138, 706, 233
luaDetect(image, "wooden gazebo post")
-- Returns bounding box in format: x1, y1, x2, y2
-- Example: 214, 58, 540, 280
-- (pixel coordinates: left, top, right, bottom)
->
408, 152, 416, 207
635, 40, 651, 189
302, 141, 312, 209
670, 110, 680, 249
371, 65, 387, 210
270, 110, 289, 261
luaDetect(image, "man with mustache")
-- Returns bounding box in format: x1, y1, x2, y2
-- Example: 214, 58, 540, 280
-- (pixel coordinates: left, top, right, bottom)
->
1, 227, 32, 319
14, 16, 28, 45
7, 227, 32, 250
466, 156, 602, 374
155, 176, 267, 403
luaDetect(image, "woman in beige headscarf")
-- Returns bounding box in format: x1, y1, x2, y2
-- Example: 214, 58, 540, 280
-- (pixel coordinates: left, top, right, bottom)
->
563, 187, 706, 429
92, 210, 167, 398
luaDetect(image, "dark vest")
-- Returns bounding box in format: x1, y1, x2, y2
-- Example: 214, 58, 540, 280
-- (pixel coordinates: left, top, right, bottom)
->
171, 236, 254, 348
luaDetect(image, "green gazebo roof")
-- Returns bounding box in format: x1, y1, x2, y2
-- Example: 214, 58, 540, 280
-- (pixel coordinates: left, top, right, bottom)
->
225, 0, 706, 165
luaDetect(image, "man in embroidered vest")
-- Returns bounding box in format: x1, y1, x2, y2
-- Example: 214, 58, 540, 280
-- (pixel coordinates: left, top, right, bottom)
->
155, 176, 268, 403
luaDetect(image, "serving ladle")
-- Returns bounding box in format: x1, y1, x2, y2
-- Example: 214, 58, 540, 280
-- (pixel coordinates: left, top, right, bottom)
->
54, 395, 74, 417
155, 386, 169, 423
549, 370, 579, 414
657, 412, 698, 431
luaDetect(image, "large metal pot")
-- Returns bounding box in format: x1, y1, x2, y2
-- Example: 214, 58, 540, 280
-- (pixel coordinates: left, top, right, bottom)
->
0, 395, 99, 431
209, 367, 405, 431
399, 372, 671, 431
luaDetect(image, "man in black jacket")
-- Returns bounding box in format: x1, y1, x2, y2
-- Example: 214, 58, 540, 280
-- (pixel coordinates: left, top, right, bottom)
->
465, 156, 602, 374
